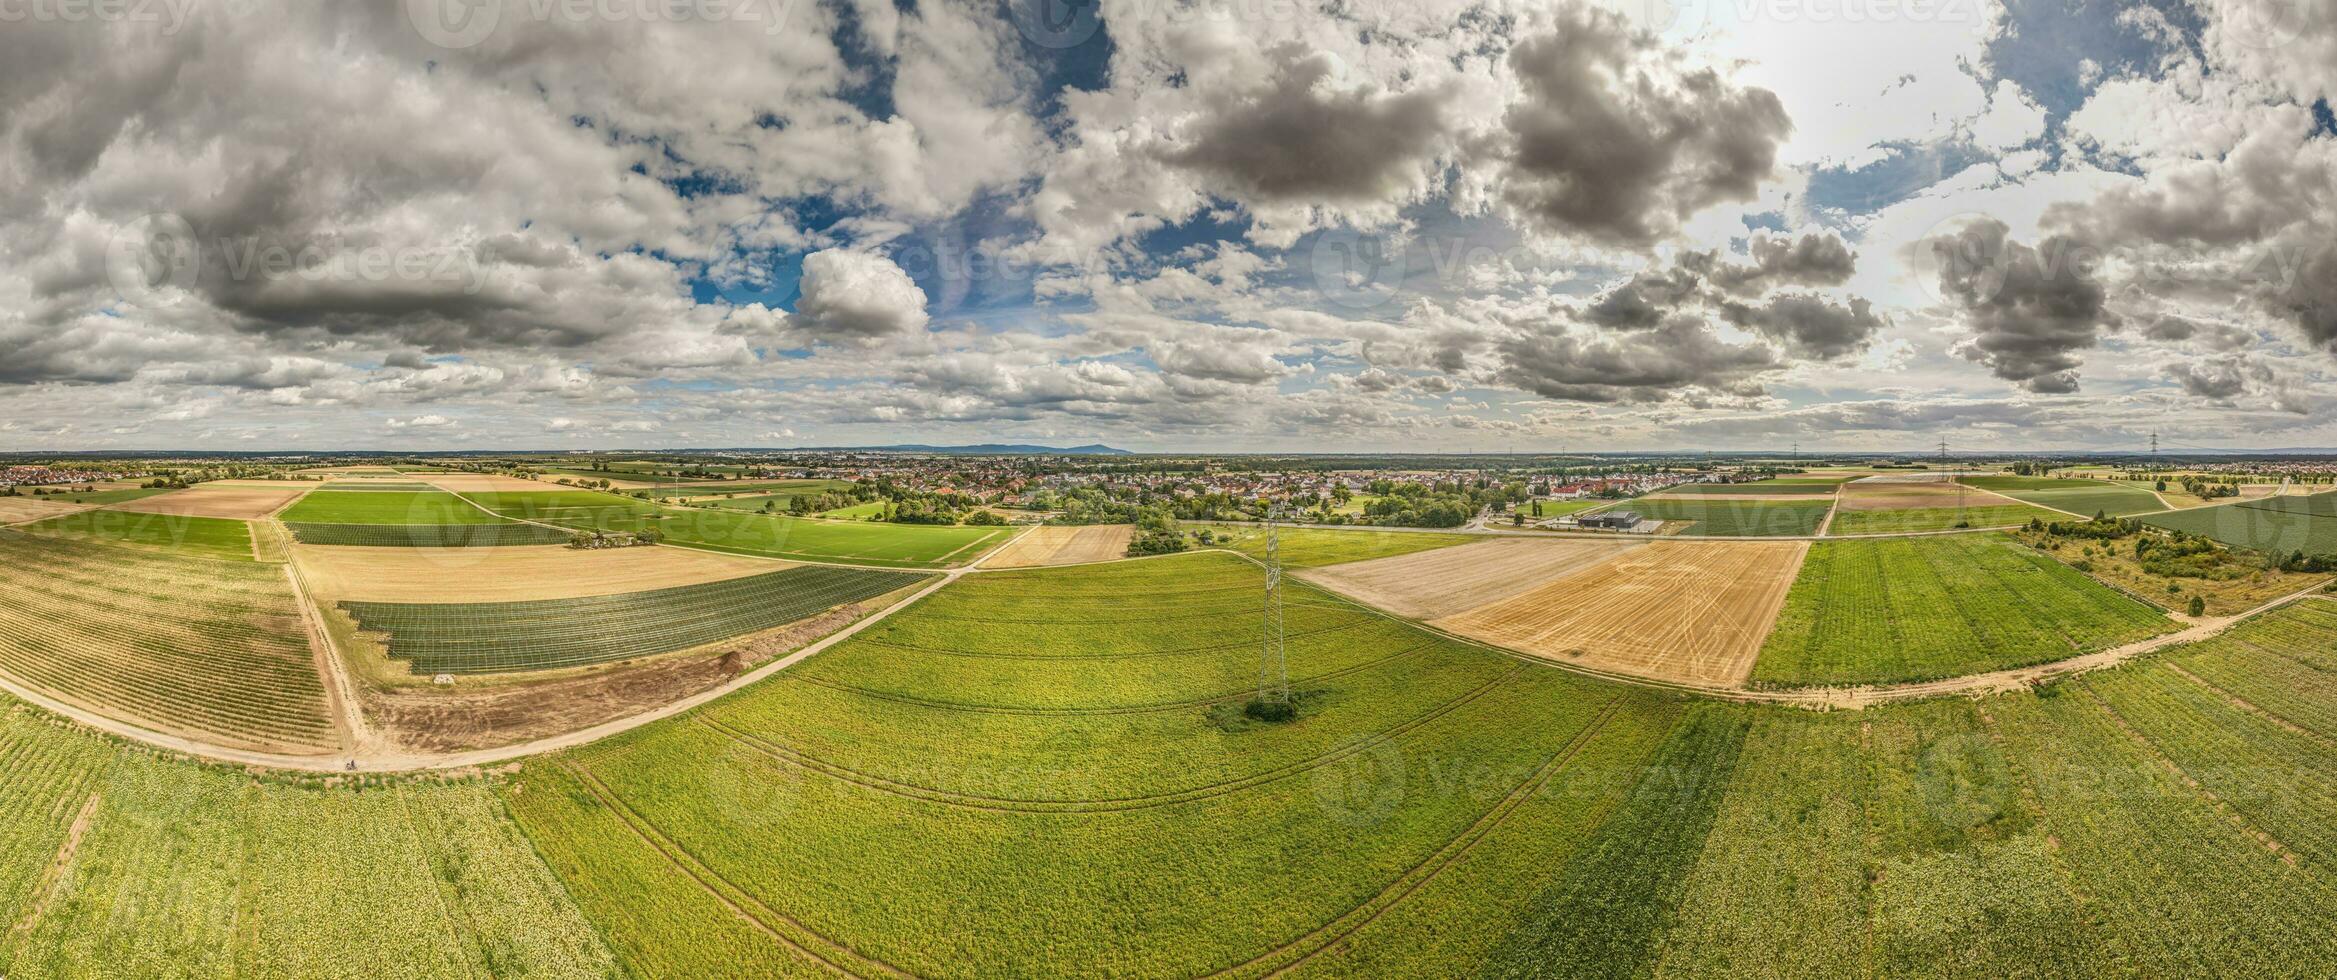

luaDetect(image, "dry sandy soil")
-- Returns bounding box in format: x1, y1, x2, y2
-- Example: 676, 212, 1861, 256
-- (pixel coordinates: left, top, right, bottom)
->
984, 525, 1136, 568
1432, 541, 1809, 687
108, 485, 307, 519
1298, 537, 1646, 619
422, 474, 559, 493
0, 498, 91, 524
295, 543, 783, 603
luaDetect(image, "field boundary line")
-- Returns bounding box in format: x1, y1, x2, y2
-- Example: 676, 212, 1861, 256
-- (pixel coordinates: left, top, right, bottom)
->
565, 763, 917, 979
12, 790, 99, 935
1203, 697, 1629, 979
282, 560, 369, 759
695, 663, 1524, 814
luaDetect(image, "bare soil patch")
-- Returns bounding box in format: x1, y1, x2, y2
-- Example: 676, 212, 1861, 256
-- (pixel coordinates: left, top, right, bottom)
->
985, 525, 1136, 567
359, 598, 885, 752
1836, 478, 2026, 512
1434, 540, 1808, 687
1298, 537, 1645, 619
108, 486, 306, 519
0, 498, 90, 525
294, 543, 783, 603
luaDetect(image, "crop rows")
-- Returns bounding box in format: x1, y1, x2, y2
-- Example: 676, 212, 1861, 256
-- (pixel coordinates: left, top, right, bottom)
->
16, 511, 255, 561
285, 522, 574, 547
0, 710, 616, 976
1826, 503, 2064, 535
343, 565, 929, 673
1753, 533, 2175, 686
2144, 499, 2337, 553
0, 534, 332, 751
1604, 498, 1832, 536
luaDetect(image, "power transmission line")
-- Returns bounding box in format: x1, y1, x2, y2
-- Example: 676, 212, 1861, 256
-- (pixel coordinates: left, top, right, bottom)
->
1257, 506, 1289, 709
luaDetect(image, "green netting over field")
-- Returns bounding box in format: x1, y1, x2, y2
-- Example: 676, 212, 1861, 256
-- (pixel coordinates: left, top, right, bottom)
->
342, 565, 931, 673
285, 522, 576, 547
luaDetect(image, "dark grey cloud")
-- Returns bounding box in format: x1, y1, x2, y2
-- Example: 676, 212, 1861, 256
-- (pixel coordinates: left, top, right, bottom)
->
1498, 8, 1791, 246
1580, 267, 1703, 329
1927, 219, 2115, 393
1717, 293, 1886, 360
2163, 356, 2258, 401
1162, 44, 1460, 204
1496, 316, 1780, 404
1694, 232, 1857, 296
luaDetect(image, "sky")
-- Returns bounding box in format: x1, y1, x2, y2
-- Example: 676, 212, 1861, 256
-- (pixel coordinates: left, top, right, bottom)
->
1, 0, 2333, 453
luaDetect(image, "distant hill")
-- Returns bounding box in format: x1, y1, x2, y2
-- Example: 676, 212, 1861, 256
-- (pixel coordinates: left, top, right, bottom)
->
829, 443, 1135, 456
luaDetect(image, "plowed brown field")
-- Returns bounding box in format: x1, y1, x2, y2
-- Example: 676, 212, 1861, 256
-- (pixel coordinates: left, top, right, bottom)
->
1296, 537, 1645, 619
294, 543, 784, 602
1835, 478, 2022, 511
423, 474, 558, 493
1433, 541, 1809, 687
108, 485, 307, 519
984, 525, 1136, 568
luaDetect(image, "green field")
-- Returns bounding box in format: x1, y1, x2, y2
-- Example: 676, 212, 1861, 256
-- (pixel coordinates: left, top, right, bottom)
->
1, 543, 2336, 971
1653, 483, 1837, 496
1196, 523, 1474, 566
498, 553, 2337, 975
458, 490, 1006, 567
2145, 496, 2337, 554
1961, 476, 2168, 517
1522, 498, 1609, 519
1752, 534, 2178, 686
16, 510, 254, 561
1827, 503, 2064, 535
1599, 498, 1833, 536
0, 532, 332, 751
278, 490, 505, 525
659, 479, 855, 498
283, 523, 576, 547
817, 501, 889, 519
0, 705, 616, 976
343, 565, 929, 673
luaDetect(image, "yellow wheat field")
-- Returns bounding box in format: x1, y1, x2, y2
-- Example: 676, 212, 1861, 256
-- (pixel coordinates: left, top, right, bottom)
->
1433, 540, 1808, 687
984, 525, 1135, 568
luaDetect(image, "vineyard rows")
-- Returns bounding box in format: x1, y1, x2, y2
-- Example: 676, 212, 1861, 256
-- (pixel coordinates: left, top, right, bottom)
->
286, 522, 575, 547
343, 565, 929, 673
0, 534, 332, 752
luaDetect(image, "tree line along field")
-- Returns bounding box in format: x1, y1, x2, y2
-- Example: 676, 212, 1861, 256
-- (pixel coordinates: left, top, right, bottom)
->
1598, 498, 1832, 536
495, 551, 2337, 977
1751, 534, 2179, 687
15, 510, 255, 561
1958, 475, 2169, 517
0, 532, 334, 753
2144, 494, 2337, 554
342, 564, 929, 674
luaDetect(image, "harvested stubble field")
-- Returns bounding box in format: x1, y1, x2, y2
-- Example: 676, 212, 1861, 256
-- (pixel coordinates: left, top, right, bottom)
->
983, 525, 1135, 567
294, 541, 780, 602
1434, 540, 1810, 687
1297, 537, 1645, 619
1750, 534, 2178, 687
342, 564, 930, 674
106, 485, 306, 520
0, 498, 87, 524
0, 532, 333, 752
17, 510, 255, 561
